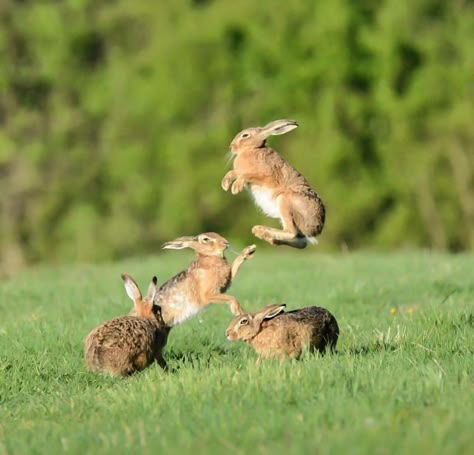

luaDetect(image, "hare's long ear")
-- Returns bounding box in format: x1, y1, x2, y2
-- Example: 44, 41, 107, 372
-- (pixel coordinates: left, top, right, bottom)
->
253, 304, 286, 328
161, 236, 196, 250
261, 120, 298, 137
146, 276, 158, 302
121, 273, 142, 302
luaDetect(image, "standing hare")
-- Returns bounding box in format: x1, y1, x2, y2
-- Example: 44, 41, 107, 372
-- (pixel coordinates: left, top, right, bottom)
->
131, 232, 255, 326
221, 119, 325, 248
226, 304, 339, 364
85, 274, 169, 375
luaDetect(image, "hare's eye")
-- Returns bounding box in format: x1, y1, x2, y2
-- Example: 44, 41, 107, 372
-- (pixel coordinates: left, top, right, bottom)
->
239, 318, 249, 326
241, 133, 250, 138
200, 236, 210, 243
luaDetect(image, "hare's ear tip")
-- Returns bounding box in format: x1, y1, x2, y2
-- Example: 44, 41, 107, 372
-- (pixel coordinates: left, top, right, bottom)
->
270, 302, 286, 308
121, 273, 128, 281
152, 276, 158, 285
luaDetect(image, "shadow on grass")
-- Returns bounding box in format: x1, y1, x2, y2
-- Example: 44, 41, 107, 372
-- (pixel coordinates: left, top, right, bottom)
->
165, 345, 237, 371
346, 342, 400, 356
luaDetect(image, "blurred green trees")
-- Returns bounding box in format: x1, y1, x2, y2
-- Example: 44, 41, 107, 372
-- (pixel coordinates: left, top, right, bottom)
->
0, 0, 473, 269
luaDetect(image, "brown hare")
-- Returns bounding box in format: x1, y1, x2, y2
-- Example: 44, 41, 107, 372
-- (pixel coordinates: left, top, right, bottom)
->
221, 119, 325, 249
226, 304, 339, 364
131, 232, 255, 326
85, 274, 169, 375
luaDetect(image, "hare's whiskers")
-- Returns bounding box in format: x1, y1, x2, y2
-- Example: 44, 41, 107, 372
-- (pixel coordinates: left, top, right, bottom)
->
225, 150, 234, 167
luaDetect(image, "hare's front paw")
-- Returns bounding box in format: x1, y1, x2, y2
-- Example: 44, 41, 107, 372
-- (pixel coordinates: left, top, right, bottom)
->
231, 177, 245, 194
221, 173, 235, 191
242, 244, 256, 259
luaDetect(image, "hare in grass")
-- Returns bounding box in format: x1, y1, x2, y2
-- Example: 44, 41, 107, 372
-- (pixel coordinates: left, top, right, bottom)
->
129, 233, 256, 326
85, 274, 169, 375
221, 119, 325, 248
226, 304, 339, 364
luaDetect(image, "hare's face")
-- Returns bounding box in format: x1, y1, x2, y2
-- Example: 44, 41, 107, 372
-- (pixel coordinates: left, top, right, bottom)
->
162, 232, 229, 257
195, 232, 229, 256
226, 314, 258, 341
230, 127, 265, 154
226, 304, 286, 341
230, 120, 298, 154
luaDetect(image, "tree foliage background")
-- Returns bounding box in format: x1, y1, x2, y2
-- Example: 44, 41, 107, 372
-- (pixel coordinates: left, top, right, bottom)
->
1, 0, 473, 269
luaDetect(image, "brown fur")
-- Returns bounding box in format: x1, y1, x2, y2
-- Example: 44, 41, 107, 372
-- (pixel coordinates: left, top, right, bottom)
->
84, 274, 169, 376
221, 119, 325, 248
226, 304, 339, 363
130, 233, 256, 326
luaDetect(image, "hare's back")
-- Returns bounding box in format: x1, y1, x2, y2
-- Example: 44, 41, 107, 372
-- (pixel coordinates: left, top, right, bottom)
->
86, 316, 158, 350
286, 306, 339, 344
85, 316, 164, 375
287, 306, 335, 323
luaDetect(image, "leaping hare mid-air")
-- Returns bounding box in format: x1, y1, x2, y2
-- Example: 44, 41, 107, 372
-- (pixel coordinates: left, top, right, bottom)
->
221, 119, 325, 249
130, 232, 256, 326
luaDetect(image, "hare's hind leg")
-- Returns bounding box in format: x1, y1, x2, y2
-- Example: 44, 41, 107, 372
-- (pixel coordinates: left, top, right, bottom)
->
206, 293, 244, 315
252, 226, 307, 248
252, 196, 307, 248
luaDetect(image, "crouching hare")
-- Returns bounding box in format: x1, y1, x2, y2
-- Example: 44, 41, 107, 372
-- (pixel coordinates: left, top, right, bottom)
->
226, 304, 339, 364
85, 274, 170, 375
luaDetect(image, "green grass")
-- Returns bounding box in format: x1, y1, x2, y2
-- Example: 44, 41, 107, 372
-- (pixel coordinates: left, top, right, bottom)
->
0, 250, 473, 454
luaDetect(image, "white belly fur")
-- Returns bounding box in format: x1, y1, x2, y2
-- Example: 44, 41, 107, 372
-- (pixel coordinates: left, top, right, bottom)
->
172, 304, 202, 325
249, 186, 281, 219
164, 292, 203, 326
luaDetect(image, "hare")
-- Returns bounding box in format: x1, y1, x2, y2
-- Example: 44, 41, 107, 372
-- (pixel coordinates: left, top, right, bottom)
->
226, 304, 339, 364
85, 274, 170, 375
221, 119, 325, 249
130, 232, 255, 326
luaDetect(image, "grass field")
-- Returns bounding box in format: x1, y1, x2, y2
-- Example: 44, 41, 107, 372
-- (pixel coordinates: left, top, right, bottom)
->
0, 250, 473, 454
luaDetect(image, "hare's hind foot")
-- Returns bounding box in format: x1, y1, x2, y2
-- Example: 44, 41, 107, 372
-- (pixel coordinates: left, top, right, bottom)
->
251, 225, 308, 249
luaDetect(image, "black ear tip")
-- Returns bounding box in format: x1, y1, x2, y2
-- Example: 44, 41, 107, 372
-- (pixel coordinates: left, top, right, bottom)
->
152, 276, 158, 285
121, 273, 128, 281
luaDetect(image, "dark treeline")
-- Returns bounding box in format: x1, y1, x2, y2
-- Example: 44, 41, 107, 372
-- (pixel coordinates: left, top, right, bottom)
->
0, 0, 473, 269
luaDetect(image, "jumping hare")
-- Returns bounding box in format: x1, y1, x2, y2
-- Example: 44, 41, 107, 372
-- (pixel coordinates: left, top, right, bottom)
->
226, 304, 339, 364
85, 274, 169, 375
131, 232, 255, 326
221, 119, 325, 249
